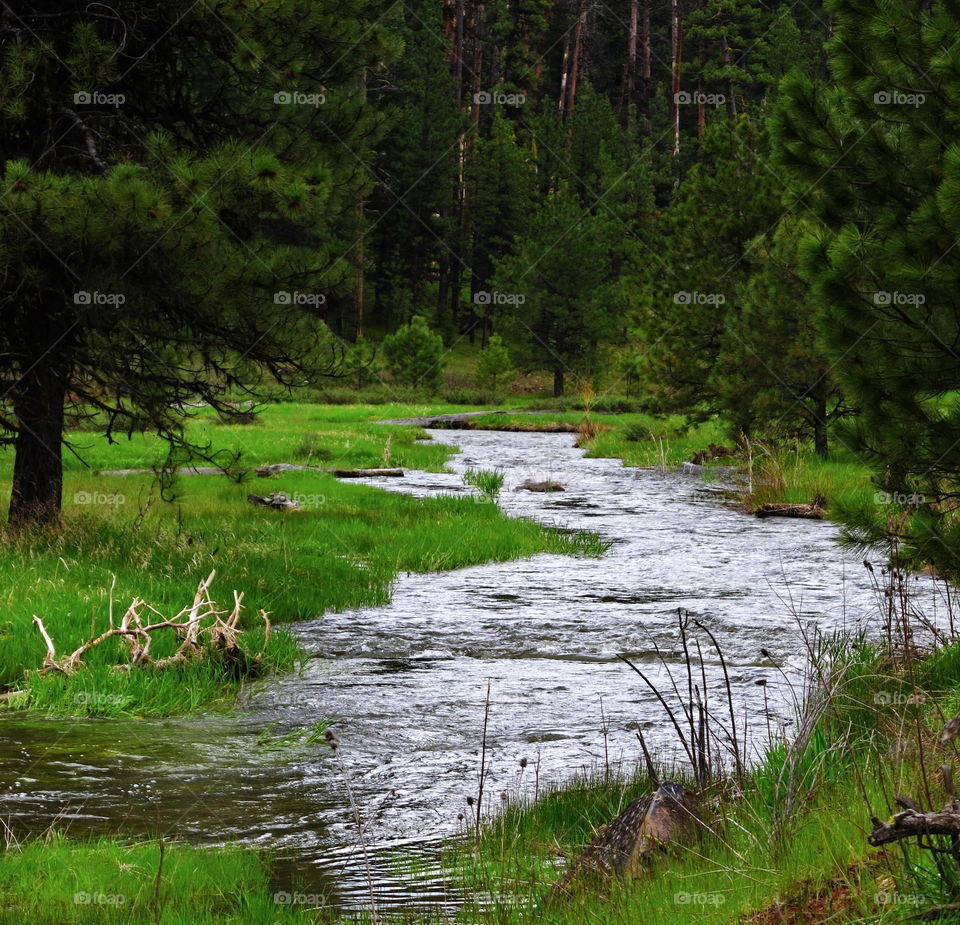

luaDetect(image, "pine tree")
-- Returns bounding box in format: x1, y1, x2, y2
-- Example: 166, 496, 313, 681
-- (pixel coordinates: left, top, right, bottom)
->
494, 187, 626, 396
712, 217, 845, 454
467, 112, 535, 343
0, 0, 398, 526
774, 0, 960, 572
369, 0, 463, 328
630, 115, 781, 416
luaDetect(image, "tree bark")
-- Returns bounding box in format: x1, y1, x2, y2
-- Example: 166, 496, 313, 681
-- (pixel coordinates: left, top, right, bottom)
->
812, 380, 828, 458
640, 2, 651, 122
567, 0, 589, 116
671, 0, 683, 157
554, 367, 565, 397
10, 362, 66, 528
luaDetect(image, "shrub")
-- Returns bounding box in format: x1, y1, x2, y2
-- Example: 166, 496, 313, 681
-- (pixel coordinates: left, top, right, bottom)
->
382, 316, 445, 390
474, 334, 516, 394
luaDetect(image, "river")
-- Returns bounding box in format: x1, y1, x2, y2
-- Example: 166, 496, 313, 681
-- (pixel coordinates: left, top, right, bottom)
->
0, 428, 920, 915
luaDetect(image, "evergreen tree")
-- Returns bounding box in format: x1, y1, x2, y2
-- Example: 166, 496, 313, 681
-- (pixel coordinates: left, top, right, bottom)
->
774, 0, 960, 572
369, 1, 463, 328
630, 116, 781, 417
0, 0, 397, 527
467, 112, 534, 343
713, 217, 844, 454
382, 316, 446, 390
494, 188, 626, 396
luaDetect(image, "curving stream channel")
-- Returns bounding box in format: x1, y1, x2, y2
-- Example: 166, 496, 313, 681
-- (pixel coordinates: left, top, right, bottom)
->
0, 428, 926, 916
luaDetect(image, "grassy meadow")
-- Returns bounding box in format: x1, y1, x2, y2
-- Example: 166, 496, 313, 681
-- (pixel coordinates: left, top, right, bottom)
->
0, 401, 604, 716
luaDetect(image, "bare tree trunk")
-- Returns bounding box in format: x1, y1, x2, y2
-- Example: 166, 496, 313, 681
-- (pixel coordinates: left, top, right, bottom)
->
620, 0, 638, 121
671, 0, 683, 157
567, 0, 589, 116
354, 196, 364, 340
640, 2, 651, 126
553, 367, 565, 398
558, 29, 571, 116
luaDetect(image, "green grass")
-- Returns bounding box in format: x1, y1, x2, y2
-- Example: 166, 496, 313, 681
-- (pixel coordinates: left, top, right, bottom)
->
0, 835, 331, 925
0, 403, 605, 716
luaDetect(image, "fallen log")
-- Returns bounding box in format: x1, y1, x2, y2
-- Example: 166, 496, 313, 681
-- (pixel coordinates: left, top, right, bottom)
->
518, 479, 565, 492
332, 468, 404, 478
868, 803, 960, 847
754, 502, 824, 520
255, 463, 324, 477
549, 781, 706, 901
247, 491, 301, 510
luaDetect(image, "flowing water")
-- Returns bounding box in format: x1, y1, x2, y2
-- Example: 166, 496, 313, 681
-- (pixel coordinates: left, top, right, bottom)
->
0, 429, 923, 915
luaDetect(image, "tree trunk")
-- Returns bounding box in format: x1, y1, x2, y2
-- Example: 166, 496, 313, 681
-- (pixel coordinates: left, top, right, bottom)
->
558, 30, 571, 117
671, 0, 683, 157
354, 195, 365, 340
567, 0, 588, 116
641, 2, 651, 120
554, 367, 565, 397
812, 382, 828, 458
10, 363, 66, 528
621, 0, 638, 122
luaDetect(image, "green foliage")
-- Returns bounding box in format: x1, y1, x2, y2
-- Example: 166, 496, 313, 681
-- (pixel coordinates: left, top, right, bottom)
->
381, 316, 446, 390
474, 335, 516, 394
339, 336, 382, 390
775, 0, 960, 574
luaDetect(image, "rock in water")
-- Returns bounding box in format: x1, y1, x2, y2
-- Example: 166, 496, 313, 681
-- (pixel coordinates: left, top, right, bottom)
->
550, 781, 705, 900
518, 479, 565, 492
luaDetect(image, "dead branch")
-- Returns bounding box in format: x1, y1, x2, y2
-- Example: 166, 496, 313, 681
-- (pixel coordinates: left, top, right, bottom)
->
869, 801, 960, 846
31, 573, 270, 678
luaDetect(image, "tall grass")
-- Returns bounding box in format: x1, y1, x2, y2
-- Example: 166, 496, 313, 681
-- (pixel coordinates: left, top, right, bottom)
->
0, 835, 328, 925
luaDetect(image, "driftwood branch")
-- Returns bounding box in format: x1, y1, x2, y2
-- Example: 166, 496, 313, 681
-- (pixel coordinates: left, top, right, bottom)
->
31, 572, 271, 677
248, 492, 301, 510
869, 802, 960, 846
